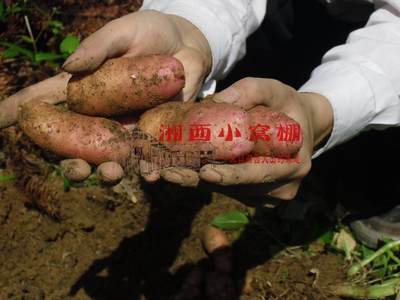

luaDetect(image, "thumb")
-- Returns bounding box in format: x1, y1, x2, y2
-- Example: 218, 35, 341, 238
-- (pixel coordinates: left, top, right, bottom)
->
213, 77, 289, 110
63, 14, 137, 73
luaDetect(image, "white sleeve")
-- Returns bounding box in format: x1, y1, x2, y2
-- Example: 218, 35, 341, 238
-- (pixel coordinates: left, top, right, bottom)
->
140, 0, 267, 96
300, 0, 400, 158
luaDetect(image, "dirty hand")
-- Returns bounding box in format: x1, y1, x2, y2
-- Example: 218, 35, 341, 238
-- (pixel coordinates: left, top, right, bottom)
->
160, 77, 333, 200
0, 10, 212, 183
0, 10, 212, 129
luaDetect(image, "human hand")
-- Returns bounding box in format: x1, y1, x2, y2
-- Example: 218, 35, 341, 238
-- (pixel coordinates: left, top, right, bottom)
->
1, 10, 212, 182
62, 10, 212, 101
160, 77, 333, 200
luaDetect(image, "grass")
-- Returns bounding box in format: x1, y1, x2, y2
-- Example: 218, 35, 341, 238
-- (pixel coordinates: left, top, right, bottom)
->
313, 225, 400, 299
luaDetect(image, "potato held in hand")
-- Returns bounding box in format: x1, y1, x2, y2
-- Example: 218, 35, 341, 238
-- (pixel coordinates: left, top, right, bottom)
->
67, 55, 185, 117
248, 105, 302, 157
18, 102, 132, 165
137, 101, 254, 161
136, 101, 302, 165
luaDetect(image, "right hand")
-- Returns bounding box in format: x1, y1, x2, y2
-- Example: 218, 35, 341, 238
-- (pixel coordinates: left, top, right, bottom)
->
63, 10, 212, 101
0, 10, 213, 182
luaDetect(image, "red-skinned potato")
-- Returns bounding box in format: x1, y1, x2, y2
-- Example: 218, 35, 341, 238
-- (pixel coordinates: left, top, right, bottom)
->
67, 55, 185, 117
248, 105, 302, 157
136, 100, 302, 164
181, 102, 254, 160
18, 102, 132, 165
137, 101, 255, 161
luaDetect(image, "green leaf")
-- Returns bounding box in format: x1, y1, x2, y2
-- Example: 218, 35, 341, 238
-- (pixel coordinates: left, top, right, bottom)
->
49, 20, 63, 35
1, 42, 34, 60
62, 175, 71, 191
318, 229, 334, 244
212, 210, 249, 230
0, 175, 16, 182
35, 52, 61, 62
49, 20, 63, 28
59, 35, 80, 55
83, 173, 98, 187
20, 35, 33, 44
9, 4, 22, 15
2, 47, 19, 58
361, 244, 375, 260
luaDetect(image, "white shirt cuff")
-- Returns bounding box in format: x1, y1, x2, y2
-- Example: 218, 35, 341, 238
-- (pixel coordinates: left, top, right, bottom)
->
300, 60, 400, 158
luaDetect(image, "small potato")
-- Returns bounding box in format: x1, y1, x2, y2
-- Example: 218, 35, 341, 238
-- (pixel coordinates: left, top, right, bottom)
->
67, 55, 185, 117
18, 102, 132, 165
60, 158, 91, 182
201, 225, 230, 256
97, 161, 124, 185
248, 105, 303, 157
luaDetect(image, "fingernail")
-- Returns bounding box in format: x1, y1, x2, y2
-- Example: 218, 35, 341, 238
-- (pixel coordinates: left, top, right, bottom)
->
213, 87, 241, 104
199, 166, 222, 183
62, 48, 84, 69
162, 170, 183, 185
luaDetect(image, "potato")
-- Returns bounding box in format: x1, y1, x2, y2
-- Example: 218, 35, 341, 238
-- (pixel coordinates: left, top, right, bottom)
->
97, 161, 124, 185
201, 225, 230, 255
137, 101, 254, 161
60, 158, 91, 182
201, 225, 233, 273
18, 102, 132, 165
248, 105, 303, 157
181, 102, 254, 160
137, 101, 194, 139
67, 55, 185, 117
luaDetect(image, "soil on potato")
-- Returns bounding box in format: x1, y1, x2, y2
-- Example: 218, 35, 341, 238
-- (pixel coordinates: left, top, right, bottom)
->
1, 1, 381, 299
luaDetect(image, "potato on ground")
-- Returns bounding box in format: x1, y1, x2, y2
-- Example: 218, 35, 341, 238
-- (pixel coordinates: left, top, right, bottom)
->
67, 55, 185, 117
201, 225, 233, 274
18, 102, 132, 165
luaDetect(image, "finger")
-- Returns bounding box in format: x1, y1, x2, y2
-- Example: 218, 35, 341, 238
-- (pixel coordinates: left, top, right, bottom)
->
199, 155, 310, 185
60, 158, 91, 182
0, 72, 71, 129
161, 167, 200, 187
173, 48, 207, 102
97, 161, 124, 185
267, 180, 301, 200
63, 14, 138, 73
213, 77, 294, 112
139, 160, 160, 183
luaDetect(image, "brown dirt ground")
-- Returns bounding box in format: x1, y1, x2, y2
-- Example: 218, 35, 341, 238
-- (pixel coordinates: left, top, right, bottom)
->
0, 1, 350, 299
0, 126, 347, 299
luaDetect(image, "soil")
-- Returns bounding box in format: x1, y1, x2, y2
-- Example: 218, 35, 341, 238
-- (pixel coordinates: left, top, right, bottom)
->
0, 1, 369, 299
0, 126, 347, 299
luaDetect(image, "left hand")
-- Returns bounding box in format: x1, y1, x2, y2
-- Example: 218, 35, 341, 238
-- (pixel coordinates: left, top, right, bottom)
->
159, 77, 333, 200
